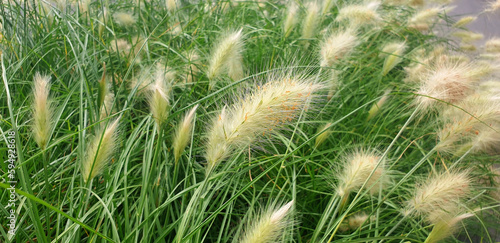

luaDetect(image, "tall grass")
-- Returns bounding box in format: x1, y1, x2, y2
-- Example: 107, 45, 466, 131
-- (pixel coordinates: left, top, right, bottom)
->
0, 0, 499, 242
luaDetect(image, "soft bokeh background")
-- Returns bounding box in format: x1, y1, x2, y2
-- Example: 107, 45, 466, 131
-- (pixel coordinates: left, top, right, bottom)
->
453, 0, 500, 42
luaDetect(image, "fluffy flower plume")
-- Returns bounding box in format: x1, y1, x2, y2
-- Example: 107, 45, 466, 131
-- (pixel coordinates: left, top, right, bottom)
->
173, 105, 199, 163
405, 170, 471, 219
485, 38, 500, 53
437, 94, 500, 155
381, 42, 406, 75
301, 1, 320, 48
336, 2, 381, 27
404, 47, 446, 83
207, 29, 245, 84
322, 0, 335, 15
205, 72, 324, 171
339, 212, 373, 232
100, 91, 114, 122
408, 7, 443, 31
82, 119, 120, 183
425, 212, 474, 243
32, 73, 53, 149
453, 16, 476, 28
166, 0, 177, 13
367, 89, 392, 121
113, 12, 136, 27
415, 58, 486, 109
485, 0, 500, 13
110, 38, 132, 57
314, 123, 333, 148
149, 64, 174, 131
319, 28, 359, 67
283, 3, 298, 38
183, 50, 200, 85
452, 31, 483, 43
240, 200, 294, 243
336, 149, 388, 197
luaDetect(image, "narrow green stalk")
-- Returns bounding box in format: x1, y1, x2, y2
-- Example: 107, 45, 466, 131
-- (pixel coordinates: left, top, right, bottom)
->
311, 195, 339, 242
42, 150, 51, 237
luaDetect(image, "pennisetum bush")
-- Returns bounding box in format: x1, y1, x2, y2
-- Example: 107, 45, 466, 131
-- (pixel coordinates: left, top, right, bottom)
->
2, 0, 500, 242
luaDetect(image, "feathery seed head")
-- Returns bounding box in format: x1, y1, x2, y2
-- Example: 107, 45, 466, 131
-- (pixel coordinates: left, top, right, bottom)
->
100, 92, 115, 122
367, 89, 392, 121
283, 3, 299, 38
240, 200, 294, 243
110, 39, 132, 57
314, 123, 333, 148
205, 72, 324, 171
485, 38, 500, 53
173, 104, 199, 163
82, 119, 120, 183
166, 0, 177, 12
452, 31, 483, 43
460, 43, 477, 52
408, 7, 443, 31
415, 59, 483, 109
148, 64, 174, 131
322, 0, 335, 15
113, 12, 136, 27
336, 2, 381, 28
405, 170, 471, 219
437, 94, 500, 155
425, 212, 474, 243
381, 42, 406, 75
32, 73, 53, 149
130, 65, 156, 94
301, 1, 321, 48
327, 69, 340, 100
207, 29, 244, 84
183, 50, 200, 85
453, 16, 477, 28
319, 28, 359, 67
485, 0, 500, 13
336, 149, 388, 197
347, 212, 370, 230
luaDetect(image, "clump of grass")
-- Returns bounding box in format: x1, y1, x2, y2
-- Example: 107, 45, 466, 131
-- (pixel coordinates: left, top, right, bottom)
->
3, 0, 500, 242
